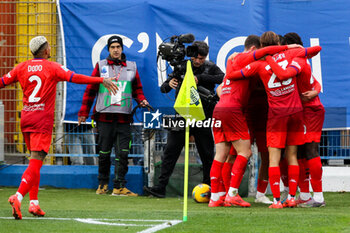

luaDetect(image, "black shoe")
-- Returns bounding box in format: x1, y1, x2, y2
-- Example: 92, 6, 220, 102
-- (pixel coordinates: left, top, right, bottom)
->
144, 186, 166, 198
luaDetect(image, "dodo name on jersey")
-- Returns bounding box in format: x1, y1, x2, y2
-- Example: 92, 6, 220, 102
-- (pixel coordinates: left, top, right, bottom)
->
28, 65, 43, 72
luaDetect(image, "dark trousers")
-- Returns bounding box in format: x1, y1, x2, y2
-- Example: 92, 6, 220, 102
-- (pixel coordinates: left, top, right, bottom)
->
158, 126, 214, 188
97, 121, 131, 189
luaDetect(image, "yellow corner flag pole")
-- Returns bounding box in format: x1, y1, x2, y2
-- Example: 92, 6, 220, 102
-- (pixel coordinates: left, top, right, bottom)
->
183, 125, 190, 222
174, 61, 205, 222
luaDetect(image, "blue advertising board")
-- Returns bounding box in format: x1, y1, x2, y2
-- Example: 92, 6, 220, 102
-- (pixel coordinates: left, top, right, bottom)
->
59, 0, 350, 129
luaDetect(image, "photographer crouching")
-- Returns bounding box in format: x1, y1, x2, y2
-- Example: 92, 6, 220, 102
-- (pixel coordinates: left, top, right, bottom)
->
144, 41, 224, 198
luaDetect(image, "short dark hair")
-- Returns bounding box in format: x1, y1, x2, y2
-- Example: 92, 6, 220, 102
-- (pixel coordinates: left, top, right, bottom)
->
244, 35, 260, 50
33, 42, 48, 58
260, 31, 280, 47
284, 32, 303, 46
192, 41, 209, 57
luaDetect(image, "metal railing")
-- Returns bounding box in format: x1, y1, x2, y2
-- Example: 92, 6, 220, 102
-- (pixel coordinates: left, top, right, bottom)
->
320, 130, 350, 160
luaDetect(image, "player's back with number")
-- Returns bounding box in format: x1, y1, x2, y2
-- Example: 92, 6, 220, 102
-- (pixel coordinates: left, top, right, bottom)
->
8, 59, 73, 133
263, 50, 303, 118
15, 59, 72, 106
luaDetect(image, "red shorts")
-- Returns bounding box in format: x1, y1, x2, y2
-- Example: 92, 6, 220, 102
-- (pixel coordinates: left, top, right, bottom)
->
303, 106, 325, 143
266, 111, 305, 148
23, 132, 52, 153
213, 109, 250, 144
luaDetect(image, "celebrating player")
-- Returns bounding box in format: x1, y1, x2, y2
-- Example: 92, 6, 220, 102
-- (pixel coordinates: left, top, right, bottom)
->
266, 32, 325, 207
209, 35, 300, 207
225, 31, 322, 208
0, 36, 118, 220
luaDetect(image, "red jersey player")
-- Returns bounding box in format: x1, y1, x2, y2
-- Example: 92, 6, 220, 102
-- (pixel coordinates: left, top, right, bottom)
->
0, 36, 118, 220
209, 35, 299, 207
266, 32, 325, 207
225, 31, 322, 208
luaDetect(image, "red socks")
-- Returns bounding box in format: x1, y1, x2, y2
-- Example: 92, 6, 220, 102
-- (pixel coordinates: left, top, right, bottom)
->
29, 170, 41, 201
269, 166, 280, 198
229, 155, 248, 189
210, 160, 224, 194
17, 159, 43, 198
257, 179, 269, 193
288, 165, 299, 196
222, 162, 233, 192
307, 157, 323, 192
298, 158, 309, 193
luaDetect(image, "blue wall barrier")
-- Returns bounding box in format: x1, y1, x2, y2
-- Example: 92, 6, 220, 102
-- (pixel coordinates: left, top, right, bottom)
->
0, 165, 144, 195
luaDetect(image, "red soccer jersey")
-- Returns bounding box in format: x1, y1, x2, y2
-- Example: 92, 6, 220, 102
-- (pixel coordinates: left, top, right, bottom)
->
227, 49, 305, 118
216, 53, 252, 111
293, 57, 323, 108
216, 45, 289, 111
0, 59, 103, 133
265, 51, 323, 109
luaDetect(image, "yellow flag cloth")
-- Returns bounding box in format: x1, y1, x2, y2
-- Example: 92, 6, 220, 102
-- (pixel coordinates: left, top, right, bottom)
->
174, 60, 205, 121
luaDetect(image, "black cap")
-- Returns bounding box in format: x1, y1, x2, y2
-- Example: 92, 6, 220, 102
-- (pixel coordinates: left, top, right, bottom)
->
108, 35, 123, 50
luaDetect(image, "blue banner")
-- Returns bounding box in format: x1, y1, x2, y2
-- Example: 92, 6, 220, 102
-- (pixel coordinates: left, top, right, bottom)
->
59, 0, 350, 128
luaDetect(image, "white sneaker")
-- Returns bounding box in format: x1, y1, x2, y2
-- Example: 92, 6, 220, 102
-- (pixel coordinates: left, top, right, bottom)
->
255, 195, 273, 204
298, 197, 326, 208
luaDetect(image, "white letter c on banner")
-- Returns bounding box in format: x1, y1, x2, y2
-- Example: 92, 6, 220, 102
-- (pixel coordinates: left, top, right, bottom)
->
216, 36, 247, 72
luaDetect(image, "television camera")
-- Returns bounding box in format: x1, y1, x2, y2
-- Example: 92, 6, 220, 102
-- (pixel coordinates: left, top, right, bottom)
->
158, 33, 198, 80
158, 34, 218, 105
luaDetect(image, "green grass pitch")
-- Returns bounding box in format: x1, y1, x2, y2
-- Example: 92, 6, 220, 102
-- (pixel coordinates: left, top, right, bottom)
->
0, 187, 350, 232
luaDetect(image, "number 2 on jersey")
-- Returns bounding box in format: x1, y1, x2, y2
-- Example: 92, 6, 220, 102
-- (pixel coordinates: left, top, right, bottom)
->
266, 60, 292, 88
28, 75, 42, 103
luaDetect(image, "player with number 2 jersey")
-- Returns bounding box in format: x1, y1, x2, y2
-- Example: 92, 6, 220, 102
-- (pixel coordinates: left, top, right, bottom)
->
1, 36, 117, 220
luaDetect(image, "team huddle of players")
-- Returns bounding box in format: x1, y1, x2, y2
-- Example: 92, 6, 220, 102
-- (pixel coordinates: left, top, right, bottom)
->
209, 31, 325, 209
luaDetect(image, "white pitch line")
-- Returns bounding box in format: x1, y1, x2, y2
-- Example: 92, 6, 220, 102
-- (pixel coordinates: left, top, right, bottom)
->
0, 216, 182, 232
138, 220, 182, 233
91, 218, 178, 222
0, 217, 177, 222
75, 218, 155, 226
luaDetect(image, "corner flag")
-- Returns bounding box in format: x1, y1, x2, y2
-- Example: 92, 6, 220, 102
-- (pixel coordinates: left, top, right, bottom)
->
173, 60, 205, 222
174, 61, 205, 121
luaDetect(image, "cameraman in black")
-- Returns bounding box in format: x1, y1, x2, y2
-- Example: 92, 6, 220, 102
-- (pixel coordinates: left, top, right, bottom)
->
144, 41, 224, 198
